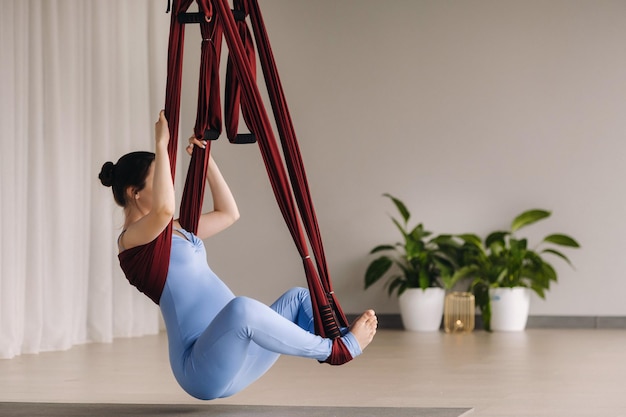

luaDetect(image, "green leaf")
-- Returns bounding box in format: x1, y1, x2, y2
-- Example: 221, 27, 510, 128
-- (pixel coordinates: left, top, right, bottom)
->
383, 193, 410, 224
485, 231, 508, 248
541, 248, 574, 267
511, 209, 551, 232
541, 262, 557, 281
524, 250, 544, 268
409, 223, 432, 241
369, 244, 395, 254
405, 238, 421, 260
457, 234, 483, 248
488, 238, 507, 257
387, 276, 406, 297
495, 267, 510, 286
531, 284, 546, 299
509, 237, 528, 253
418, 269, 430, 290
543, 234, 580, 248
472, 281, 492, 331
391, 217, 408, 238
523, 265, 549, 290
431, 234, 454, 244
364, 257, 393, 288
451, 265, 478, 283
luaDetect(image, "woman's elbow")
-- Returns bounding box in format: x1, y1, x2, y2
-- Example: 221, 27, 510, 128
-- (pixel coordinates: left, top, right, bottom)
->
230, 210, 241, 224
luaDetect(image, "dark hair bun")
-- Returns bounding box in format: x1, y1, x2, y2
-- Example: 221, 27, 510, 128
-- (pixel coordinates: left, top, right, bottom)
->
99, 161, 116, 187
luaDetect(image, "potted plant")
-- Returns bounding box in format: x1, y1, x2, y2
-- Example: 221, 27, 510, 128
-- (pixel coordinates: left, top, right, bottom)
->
364, 194, 461, 331
452, 209, 580, 331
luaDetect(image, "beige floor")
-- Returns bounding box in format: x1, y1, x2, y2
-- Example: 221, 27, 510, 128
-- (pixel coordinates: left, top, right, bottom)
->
1, 329, 625, 417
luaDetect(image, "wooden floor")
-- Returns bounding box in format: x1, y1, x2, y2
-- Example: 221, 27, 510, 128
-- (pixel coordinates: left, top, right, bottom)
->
1, 329, 625, 416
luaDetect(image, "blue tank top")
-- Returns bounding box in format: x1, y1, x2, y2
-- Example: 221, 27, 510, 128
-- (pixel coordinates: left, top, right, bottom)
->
159, 229, 235, 357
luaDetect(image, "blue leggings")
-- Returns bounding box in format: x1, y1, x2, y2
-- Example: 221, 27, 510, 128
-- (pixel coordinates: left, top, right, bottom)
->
161, 287, 360, 400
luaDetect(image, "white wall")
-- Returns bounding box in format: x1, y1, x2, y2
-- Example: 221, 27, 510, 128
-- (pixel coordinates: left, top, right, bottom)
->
175, 0, 626, 317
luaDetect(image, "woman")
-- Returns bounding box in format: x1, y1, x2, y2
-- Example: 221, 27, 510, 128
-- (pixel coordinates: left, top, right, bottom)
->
99, 111, 377, 400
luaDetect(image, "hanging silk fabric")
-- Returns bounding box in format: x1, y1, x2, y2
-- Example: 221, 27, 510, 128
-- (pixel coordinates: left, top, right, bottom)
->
121, 0, 351, 365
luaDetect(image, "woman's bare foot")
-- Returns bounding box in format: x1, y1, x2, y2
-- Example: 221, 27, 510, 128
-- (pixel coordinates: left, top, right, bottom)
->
349, 309, 377, 351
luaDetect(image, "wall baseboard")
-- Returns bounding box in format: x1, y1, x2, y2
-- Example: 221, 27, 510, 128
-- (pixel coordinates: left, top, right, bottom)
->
345, 314, 626, 330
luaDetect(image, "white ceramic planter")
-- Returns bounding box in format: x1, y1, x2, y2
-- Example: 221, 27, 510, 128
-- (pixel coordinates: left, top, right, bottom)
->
489, 287, 531, 331
398, 287, 445, 332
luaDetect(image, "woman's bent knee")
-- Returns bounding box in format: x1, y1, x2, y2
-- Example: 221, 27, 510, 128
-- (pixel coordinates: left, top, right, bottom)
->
285, 286, 309, 299
224, 296, 258, 318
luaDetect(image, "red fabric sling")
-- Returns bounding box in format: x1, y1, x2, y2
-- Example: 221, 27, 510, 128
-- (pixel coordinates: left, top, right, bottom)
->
224, 0, 256, 143
120, 0, 351, 364
215, 0, 348, 340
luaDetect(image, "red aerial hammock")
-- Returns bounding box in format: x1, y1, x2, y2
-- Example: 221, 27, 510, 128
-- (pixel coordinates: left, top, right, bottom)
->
119, 0, 351, 365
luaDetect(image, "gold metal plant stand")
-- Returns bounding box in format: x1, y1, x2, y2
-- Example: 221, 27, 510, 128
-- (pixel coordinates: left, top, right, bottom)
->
444, 292, 475, 333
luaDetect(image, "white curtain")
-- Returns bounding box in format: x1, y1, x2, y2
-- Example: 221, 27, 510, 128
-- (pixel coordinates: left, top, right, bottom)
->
0, 0, 173, 359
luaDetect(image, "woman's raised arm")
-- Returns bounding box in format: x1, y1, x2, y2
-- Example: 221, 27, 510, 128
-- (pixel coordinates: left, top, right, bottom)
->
183, 135, 240, 240
120, 111, 175, 250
